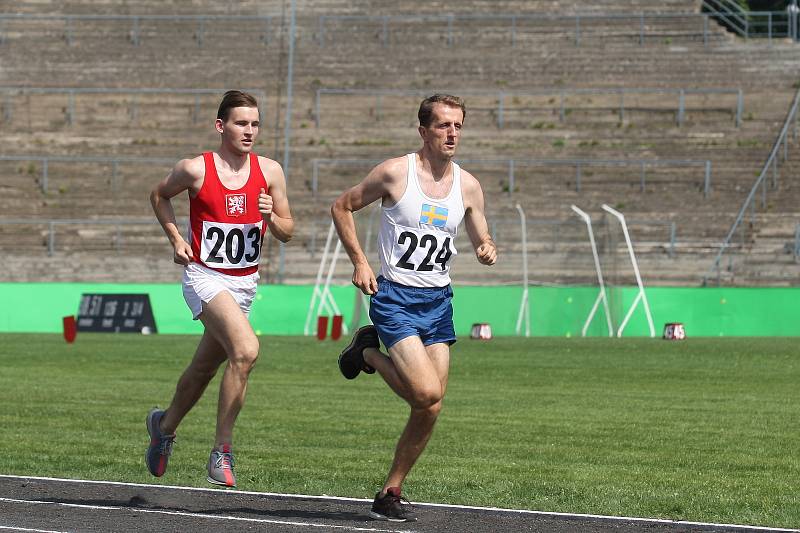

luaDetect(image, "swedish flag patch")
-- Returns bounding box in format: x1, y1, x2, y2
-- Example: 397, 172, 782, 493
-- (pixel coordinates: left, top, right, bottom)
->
420, 204, 448, 228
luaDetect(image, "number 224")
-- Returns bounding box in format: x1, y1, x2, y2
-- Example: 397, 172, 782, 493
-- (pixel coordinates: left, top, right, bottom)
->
395, 231, 453, 271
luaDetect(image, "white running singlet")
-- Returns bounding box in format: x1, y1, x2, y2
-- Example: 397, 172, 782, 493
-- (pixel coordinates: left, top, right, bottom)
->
377, 153, 465, 288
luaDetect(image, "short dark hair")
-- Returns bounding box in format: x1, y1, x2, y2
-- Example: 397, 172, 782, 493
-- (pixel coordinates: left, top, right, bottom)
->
217, 90, 259, 121
418, 94, 466, 128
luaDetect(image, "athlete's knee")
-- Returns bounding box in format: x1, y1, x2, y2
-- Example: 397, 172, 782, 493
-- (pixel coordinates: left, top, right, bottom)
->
409, 384, 444, 410
228, 337, 260, 371
410, 399, 444, 425
424, 399, 443, 418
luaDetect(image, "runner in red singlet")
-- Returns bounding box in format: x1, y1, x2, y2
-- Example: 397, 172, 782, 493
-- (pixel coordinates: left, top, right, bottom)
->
146, 90, 293, 488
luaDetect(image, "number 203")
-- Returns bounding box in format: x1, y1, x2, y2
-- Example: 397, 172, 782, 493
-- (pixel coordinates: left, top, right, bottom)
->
205, 226, 261, 264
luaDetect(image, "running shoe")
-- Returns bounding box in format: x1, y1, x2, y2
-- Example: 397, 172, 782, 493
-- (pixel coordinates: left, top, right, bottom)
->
369, 487, 417, 522
338, 325, 379, 379
207, 445, 237, 487
145, 408, 175, 477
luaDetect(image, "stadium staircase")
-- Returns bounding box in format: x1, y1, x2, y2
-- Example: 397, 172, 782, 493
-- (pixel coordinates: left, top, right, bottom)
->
0, 0, 798, 285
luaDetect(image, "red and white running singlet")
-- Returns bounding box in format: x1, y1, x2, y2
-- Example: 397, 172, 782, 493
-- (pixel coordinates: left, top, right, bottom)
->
188, 152, 268, 276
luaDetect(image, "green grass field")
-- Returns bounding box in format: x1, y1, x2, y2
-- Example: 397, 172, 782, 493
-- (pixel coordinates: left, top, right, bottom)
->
1, 333, 798, 528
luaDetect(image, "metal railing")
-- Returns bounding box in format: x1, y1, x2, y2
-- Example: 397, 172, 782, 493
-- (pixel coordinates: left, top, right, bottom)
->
304, 210, 679, 266
703, 85, 800, 285
314, 87, 744, 129
703, 0, 799, 42
7, 10, 795, 50
703, 0, 749, 36
490, 216, 678, 259
317, 12, 722, 48
311, 157, 714, 199
0, 14, 278, 47
3, 9, 792, 49
0, 217, 182, 256
0, 213, 679, 285
0, 155, 174, 193
0, 87, 267, 125
794, 223, 800, 263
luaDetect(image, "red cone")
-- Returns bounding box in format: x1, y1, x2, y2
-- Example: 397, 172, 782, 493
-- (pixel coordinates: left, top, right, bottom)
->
316, 316, 329, 340
63, 315, 77, 343
331, 315, 343, 340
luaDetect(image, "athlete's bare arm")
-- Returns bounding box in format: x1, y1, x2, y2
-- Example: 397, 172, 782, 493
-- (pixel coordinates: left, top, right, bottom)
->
257, 157, 294, 243
331, 156, 406, 295
151, 156, 205, 266
461, 170, 497, 266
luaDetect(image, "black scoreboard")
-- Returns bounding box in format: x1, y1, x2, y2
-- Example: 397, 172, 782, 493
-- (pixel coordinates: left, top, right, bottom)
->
76, 293, 158, 334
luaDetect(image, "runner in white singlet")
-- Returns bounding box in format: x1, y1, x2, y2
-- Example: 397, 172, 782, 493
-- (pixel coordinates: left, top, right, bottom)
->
331, 94, 497, 522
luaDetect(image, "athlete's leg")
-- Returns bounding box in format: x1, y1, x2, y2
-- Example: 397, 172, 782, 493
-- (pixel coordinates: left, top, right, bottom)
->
159, 332, 227, 435
196, 290, 260, 448
374, 338, 450, 493
363, 339, 450, 406
363, 346, 411, 402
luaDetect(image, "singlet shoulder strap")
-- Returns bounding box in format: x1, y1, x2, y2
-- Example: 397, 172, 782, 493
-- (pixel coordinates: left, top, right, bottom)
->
406, 153, 417, 184
404, 152, 422, 199
201, 152, 219, 182
248, 153, 268, 188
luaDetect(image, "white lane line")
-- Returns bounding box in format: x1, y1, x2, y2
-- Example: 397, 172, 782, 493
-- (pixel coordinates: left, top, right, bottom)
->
417, 501, 800, 532
0, 475, 371, 502
0, 527, 71, 533
0, 497, 413, 533
1, 474, 797, 532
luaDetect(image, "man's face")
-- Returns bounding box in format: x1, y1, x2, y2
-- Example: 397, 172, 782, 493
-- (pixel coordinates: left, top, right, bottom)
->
216, 106, 260, 154
419, 103, 463, 158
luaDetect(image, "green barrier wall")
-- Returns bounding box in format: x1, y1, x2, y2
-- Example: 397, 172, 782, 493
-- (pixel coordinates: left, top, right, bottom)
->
0, 283, 798, 336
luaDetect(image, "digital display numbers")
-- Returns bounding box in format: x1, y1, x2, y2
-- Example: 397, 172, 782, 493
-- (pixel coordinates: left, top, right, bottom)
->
77, 294, 158, 334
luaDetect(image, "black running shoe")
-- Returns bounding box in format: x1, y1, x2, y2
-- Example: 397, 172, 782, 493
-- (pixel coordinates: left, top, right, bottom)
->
338, 325, 379, 379
369, 487, 417, 522
145, 408, 175, 477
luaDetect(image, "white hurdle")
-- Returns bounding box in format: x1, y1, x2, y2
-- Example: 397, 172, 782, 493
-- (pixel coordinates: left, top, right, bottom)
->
347, 206, 380, 332
571, 205, 613, 337
515, 204, 531, 337
601, 204, 655, 338
303, 222, 348, 336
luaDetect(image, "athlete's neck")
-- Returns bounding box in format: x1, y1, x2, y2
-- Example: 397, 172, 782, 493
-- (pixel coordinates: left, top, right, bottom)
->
216, 146, 250, 175
417, 150, 452, 182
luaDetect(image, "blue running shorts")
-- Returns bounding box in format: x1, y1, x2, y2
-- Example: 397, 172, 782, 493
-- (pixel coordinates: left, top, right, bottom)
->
368, 276, 456, 349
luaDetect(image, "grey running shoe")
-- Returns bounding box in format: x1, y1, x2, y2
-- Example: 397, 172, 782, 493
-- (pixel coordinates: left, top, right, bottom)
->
207, 445, 236, 487
145, 408, 175, 477
338, 325, 379, 379
369, 487, 417, 522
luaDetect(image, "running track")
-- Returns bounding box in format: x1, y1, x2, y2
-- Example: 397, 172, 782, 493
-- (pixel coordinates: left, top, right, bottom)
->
1, 475, 797, 533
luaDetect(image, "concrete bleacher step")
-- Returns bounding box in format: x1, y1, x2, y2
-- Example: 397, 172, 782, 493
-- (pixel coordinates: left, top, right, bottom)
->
1, 0, 798, 285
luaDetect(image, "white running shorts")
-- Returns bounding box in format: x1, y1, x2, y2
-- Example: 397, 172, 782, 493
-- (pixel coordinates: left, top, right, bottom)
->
182, 262, 259, 320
